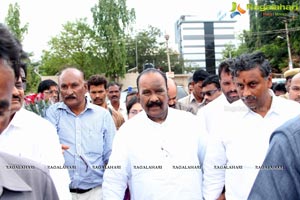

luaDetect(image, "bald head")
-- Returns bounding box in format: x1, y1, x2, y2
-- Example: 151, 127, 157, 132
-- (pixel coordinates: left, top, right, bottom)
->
289, 72, 300, 103
167, 78, 177, 108
59, 68, 84, 83
58, 67, 87, 115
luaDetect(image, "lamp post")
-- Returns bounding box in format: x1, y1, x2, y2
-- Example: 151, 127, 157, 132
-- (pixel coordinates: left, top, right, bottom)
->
164, 34, 171, 73
135, 37, 138, 69
284, 20, 293, 69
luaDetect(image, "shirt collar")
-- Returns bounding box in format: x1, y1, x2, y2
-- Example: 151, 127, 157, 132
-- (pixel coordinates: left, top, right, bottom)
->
0, 155, 32, 195
58, 100, 94, 115
239, 89, 279, 117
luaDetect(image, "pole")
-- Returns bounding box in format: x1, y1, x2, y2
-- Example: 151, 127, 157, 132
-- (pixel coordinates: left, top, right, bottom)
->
285, 20, 293, 69
165, 34, 171, 72
135, 37, 138, 68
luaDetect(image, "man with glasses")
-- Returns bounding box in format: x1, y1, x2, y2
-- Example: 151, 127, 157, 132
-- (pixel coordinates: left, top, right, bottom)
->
37, 79, 59, 103
201, 75, 222, 105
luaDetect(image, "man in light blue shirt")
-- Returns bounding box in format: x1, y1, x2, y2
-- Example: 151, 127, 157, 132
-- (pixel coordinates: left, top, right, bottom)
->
45, 67, 116, 200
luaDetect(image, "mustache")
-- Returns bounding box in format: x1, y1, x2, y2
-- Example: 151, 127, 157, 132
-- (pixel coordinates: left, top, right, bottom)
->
146, 100, 163, 108
12, 95, 21, 101
169, 103, 176, 108
241, 95, 257, 101
65, 95, 76, 100
228, 90, 238, 95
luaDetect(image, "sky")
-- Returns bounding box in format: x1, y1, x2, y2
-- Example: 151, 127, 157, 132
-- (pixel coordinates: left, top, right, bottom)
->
0, 0, 250, 61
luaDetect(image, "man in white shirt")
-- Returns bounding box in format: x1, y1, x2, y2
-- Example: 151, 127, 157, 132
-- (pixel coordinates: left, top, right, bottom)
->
198, 59, 239, 134
103, 68, 207, 200
203, 52, 300, 200
0, 69, 71, 200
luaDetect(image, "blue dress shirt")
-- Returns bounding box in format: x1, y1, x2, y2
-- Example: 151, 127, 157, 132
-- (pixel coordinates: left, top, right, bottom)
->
45, 101, 116, 190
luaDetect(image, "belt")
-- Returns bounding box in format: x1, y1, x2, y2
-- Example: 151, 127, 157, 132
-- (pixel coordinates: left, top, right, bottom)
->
70, 188, 93, 194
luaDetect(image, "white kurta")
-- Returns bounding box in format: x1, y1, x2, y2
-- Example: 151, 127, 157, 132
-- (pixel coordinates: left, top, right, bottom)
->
103, 108, 208, 200
197, 93, 233, 135
203, 95, 300, 200
0, 108, 71, 200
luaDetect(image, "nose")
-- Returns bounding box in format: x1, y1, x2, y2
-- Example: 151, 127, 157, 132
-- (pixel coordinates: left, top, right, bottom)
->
229, 82, 237, 92
65, 87, 74, 95
149, 93, 159, 102
242, 86, 251, 97
12, 86, 19, 95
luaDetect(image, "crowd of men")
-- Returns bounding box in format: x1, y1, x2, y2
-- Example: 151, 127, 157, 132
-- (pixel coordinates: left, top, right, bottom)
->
1, 22, 300, 200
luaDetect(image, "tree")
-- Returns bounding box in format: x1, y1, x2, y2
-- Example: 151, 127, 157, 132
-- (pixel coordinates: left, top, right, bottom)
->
125, 26, 163, 72
91, 0, 135, 80
39, 19, 104, 78
5, 2, 28, 42
4, 3, 40, 93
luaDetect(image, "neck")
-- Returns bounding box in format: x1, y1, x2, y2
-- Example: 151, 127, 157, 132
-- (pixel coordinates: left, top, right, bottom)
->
193, 93, 203, 103
70, 101, 86, 116
254, 95, 272, 117
111, 101, 120, 110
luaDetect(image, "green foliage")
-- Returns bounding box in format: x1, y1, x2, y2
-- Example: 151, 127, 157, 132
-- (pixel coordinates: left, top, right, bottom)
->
91, 0, 135, 80
125, 26, 162, 72
5, 2, 28, 42
39, 19, 105, 78
25, 64, 41, 93
231, 0, 300, 72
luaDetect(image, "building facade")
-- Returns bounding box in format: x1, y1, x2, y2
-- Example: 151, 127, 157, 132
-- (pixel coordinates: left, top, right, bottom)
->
175, 15, 237, 74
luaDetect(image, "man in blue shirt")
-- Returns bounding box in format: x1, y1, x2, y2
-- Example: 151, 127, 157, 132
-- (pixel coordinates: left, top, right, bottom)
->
45, 67, 116, 200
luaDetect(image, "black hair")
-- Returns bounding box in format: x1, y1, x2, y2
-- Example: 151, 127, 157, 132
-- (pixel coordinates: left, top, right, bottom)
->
107, 82, 122, 91
0, 23, 22, 79
202, 75, 221, 89
272, 82, 287, 93
37, 79, 58, 93
192, 69, 210, 83
136, 68, 167, 92
218, 59, 235, 79
87, 74, 108, 90
126, 95, 140, 115
231, 51, 272, 78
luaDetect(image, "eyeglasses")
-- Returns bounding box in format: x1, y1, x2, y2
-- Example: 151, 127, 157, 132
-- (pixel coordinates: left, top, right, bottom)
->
201, 89, 220, 97
129, 109, 143, 115
43, 90, 59, 95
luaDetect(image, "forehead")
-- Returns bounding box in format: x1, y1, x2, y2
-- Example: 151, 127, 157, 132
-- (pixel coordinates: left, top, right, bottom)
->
49, 85, 58, 90
90, 84, 106, 90
139, 72, 166, 89
59, 70, 84, 84
108, 85, 120, 91
220, 70, 232, 80
235, 68, 263, 82
291, 76, 300, 85
202, 83, 217, 90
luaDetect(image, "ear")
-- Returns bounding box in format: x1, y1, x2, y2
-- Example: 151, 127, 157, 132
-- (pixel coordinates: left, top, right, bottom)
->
267, 75, 273, 89
83, 82, 88, 92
